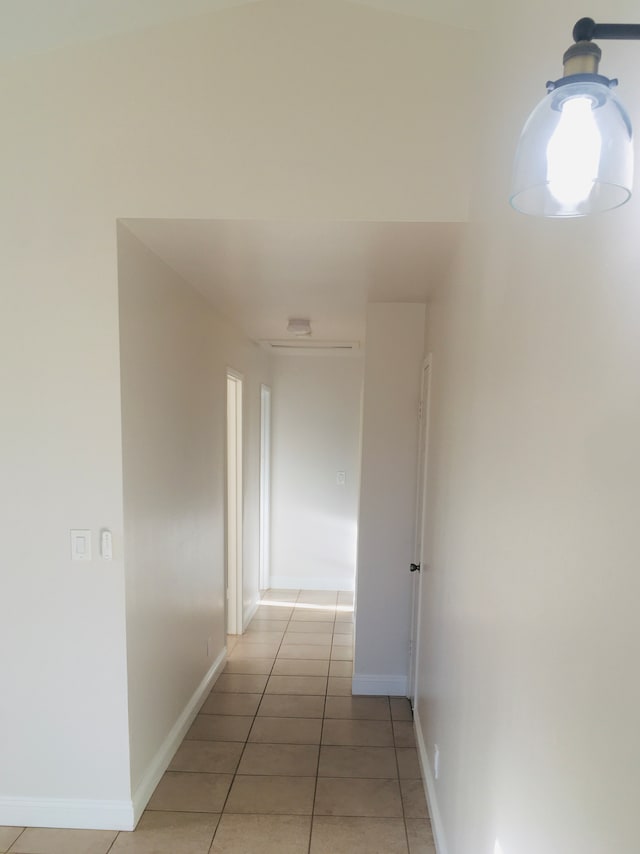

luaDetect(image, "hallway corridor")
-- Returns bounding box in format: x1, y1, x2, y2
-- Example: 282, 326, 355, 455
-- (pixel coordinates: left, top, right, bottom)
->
0, 590, 434, 854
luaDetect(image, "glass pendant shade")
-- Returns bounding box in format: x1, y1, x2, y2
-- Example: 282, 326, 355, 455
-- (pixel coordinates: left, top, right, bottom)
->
510, 77, 633, 217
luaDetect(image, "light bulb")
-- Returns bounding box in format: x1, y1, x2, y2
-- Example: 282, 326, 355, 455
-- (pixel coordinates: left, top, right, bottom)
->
546, 96, 602, 207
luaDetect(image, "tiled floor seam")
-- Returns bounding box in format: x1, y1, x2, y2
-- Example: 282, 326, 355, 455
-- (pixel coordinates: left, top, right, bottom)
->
211, 593, 311, 849
307, 676, 330, 852
298, 587, 331, 854
206, 624, 277, 850
4, 829, 26, 854
219, 660, 266, 812
392, 696, 415, 852
105, 829, 120, 854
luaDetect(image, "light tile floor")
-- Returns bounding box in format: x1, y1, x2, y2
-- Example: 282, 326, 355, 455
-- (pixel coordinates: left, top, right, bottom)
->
1, 590, 435, 854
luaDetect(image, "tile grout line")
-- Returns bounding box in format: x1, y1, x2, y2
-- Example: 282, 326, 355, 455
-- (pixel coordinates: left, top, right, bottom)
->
208, 589, 300, 849
213, 593, 357, 844
104, 827, 120, 854
5, 828, 26, 854
390, 696, 413, 854
293, 590, 317, 853
307, 597, 335, 852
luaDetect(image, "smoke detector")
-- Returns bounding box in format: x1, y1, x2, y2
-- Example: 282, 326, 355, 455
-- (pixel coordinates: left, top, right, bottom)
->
286, 318, 312, 336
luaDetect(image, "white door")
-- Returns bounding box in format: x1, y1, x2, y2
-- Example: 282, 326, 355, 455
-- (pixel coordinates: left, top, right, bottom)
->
408, 356, 432, 707
226, 371, 244, 635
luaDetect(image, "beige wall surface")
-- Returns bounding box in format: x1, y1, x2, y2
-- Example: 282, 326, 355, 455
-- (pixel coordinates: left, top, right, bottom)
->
270, 354, 363, 591
416, 1, 640, 853
118, 223, 225, 794
118, 225, 270, 796
5, 0, 640, 845
0, 225, 131, 814
0, 0, 473, 819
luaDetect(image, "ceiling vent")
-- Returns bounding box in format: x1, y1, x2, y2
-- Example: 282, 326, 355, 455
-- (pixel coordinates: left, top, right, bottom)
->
258, 339, 361, 356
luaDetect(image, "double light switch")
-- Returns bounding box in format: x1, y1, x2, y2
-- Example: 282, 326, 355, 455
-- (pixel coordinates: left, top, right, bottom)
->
70, 529, 113, 560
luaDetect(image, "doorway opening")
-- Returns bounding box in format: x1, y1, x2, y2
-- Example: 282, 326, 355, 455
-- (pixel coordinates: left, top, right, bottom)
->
226, 370, 244, 635
259, 384, 272, 592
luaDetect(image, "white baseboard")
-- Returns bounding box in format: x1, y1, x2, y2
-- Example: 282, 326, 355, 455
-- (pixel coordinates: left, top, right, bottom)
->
243, 598, 260, 630
130, 647, 227, 826
413, 706, 448, 854
269, 575, 355, 592
0, 649, 227, 832
351, 673, 408, 696
0, 796, 134, 831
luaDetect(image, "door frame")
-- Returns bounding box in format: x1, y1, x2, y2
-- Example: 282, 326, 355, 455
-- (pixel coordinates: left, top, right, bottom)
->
226, 369, 244, 635
259, 383, 272, 592
409, 354, 432, 706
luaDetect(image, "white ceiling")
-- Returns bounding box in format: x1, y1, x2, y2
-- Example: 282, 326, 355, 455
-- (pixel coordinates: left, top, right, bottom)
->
0, 0, 476, 61
4, 1, 470, 343
123, 219, 464, 343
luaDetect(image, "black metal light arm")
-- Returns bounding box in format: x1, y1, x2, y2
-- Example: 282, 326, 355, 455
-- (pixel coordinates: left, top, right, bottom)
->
573, 17, 640, 43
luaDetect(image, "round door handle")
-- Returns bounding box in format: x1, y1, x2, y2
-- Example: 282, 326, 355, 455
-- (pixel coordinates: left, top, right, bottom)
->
410, 563, 421, 572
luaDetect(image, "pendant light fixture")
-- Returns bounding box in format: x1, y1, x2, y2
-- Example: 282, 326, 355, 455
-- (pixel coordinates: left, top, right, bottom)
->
511, 18, 639, 217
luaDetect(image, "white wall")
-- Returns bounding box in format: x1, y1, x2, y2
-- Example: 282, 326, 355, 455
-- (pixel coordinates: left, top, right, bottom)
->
0, 0, 473, 828
270, 354, 363, 590
118, 224, 271, 815
0, 219, 132, 827
354, 303, 426, 695
119, 222, 225, 805
415, 2, 640, 853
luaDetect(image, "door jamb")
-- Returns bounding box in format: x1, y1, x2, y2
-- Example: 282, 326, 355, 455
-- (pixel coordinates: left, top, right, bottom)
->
226, 369, 244, 635
259, 383, 272, 592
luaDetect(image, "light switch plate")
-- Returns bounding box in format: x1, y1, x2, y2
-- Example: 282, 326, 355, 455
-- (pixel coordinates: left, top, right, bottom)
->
70, 529, 92, 561
101, 529, 113, 560
336, 471, 346, 485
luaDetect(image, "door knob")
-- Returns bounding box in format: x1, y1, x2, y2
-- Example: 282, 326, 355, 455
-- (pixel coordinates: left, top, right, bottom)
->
410, 563, 421, 572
